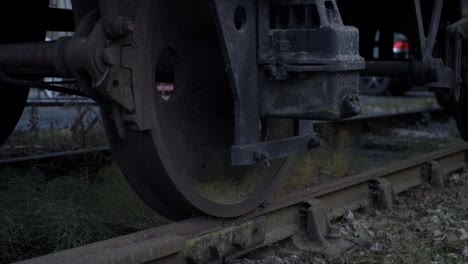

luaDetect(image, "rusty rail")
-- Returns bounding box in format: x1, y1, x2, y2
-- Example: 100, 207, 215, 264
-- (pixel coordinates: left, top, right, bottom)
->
26, 98, 97, 107
0, 147, 111, 174
16, 143, 468, 264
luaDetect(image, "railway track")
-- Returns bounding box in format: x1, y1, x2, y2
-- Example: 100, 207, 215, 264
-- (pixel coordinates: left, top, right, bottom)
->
0, 147, 111, 174
26, 98, 97, 107
15, 142, 467, 264
0, 106, 457, 263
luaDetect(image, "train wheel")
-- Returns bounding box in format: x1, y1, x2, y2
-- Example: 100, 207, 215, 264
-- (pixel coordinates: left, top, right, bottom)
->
102, 1, 294, 220
454, 42, 468, 141
0, 1, 48, 147
0, 88, 29, 146
434, 88, 454, 114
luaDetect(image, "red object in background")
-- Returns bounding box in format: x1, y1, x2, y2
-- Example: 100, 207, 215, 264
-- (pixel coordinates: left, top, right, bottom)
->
156, 82, 174, 101
393, 40, 409, 53
156, 82, 174, 93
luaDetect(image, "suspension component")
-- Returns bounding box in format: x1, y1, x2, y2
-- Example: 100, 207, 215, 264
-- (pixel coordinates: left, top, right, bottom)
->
258, 0, 364, 120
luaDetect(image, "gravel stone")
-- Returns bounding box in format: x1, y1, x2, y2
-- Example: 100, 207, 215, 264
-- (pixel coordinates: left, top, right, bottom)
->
433, 230, 442, 237
344, 210, 354, 221
462, 247, 468, 257
370, 242, 385, 252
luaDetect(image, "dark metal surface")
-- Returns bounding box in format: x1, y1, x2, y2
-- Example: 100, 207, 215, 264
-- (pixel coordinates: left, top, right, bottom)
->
101, 0, 295, 220
212, 0, 260, 146
0, 86, 29, 147
454, 43, 468, 140
257, 0, 364, 122
463, 0, 468, 17
0, 41, 57, 69
0, 0, 466, 229
315, 107, 448, 136
414, 0, 426, 59
446, 13, 468, 140
0, 1, 49, 147
363, 61, 411, 77
424, 0, 444, 58
363, 59, 454, 89
231, 132, 320, 166
70, 0, 97, 28
261, 72, 361, 119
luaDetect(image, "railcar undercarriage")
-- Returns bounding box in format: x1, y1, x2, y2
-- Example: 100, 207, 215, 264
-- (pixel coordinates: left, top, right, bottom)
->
0, 0, 467, 220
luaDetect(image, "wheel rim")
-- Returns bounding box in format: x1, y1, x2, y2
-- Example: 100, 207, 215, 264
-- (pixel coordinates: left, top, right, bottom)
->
454, 41, 468, 140
0, 87, 29, 146
103, 0, 294, 220
0, 2, 48, 147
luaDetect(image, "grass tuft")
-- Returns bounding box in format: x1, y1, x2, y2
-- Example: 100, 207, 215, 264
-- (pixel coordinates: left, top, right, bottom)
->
0, 164, 168, 263
275, 129, 363, 197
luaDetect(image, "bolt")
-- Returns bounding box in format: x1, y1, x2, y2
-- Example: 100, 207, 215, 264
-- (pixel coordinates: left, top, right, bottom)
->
341, 94, 361, 118
105, 17, 135, 39
253, 150, 270, 161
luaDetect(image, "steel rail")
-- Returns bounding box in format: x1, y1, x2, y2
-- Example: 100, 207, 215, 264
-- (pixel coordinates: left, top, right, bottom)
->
0, 147, 111, 170
15, 142, 468, 264
26, 98, 97, 107
316, 106, 447, 133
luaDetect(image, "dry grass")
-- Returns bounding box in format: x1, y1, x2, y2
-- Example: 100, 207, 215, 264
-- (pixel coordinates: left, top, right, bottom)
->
275, 129, 368, 197
0, 164, 169, 263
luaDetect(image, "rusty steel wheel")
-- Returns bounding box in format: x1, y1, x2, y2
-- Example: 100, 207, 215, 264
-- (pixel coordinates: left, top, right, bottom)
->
102, 0, 294, 220
0, 88, 29, 146
0, 1, 49, 147
454, 41, 468, 141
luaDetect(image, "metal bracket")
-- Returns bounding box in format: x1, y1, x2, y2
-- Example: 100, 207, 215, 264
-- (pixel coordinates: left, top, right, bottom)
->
421, 161, 446, 188
185, 218, 266, 264
447, 18, 468, 100
212, 0, 260, 147
291, 199, 352, 259
369, 178, 399, 210
231, 132, 320, 166
412, 0, 459, 90
413, 0, 444, 60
